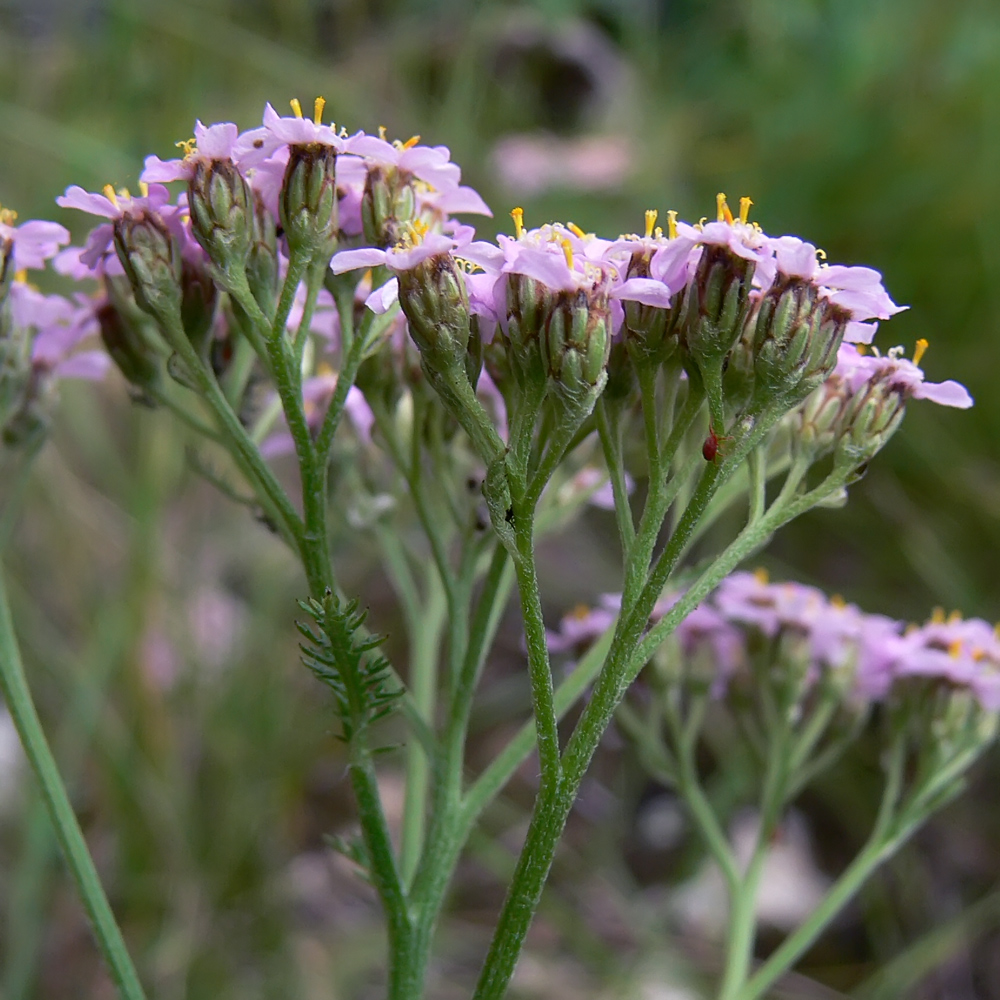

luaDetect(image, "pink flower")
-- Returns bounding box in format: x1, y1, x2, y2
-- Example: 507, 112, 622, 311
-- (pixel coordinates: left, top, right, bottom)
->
141, 120, 241, 183
836, 342, 973, 409
330, 227, 475, 314
234, 101, 346, 170
0, 214, 70, 272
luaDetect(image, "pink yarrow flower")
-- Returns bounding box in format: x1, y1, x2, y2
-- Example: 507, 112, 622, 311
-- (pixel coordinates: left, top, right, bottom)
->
0, 209, 70, 272
835, 342, 973, 408
233, 100, 347, 170
330, 226, 475, 313
141, 121, 241, 183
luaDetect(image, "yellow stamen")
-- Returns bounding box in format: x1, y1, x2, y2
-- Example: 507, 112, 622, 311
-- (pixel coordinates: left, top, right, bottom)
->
830, 594, 845, 608
378, 125, 387, 140
567, 222, 586, 239
289, 98, 303, 119
402, 135, 421, 150
855, 344, 867, 355
739, 196, 753, 224
948, 609, 962, 624
102, 184, 119, 209
569, 604, 592, 621
695, 216, 707, 231
972, 647, 986, 662
644, 209, 658, 239
948, 638, 963, 659
654, 226, 663, 238
666, 209, 678, 240
510, 206, 524, 239
753, 567, 769, 584
410, 219, 429, 241
560, 238, 574, 270
930, 606, 945, 624
317, 361, 336, 378
13, 269, 27, 284
816, 248, 827, 260
313, 97, 326, 124
913, 338, 929, 366
0, 205, 18, 225
716, 192, 734, 225
175, 137, 197, 155
138, 181, 149, 197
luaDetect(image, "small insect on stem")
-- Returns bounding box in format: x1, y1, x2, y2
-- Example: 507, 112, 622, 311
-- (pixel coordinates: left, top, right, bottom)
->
702, 428, 733, 463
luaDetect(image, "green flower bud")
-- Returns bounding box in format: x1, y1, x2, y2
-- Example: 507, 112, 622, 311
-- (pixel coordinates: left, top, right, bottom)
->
834, 377, 905, 471
281, 143, 338, 260
246, 193, 280, 317
97, 300, 161, 391
794, 376, 851, 460
180, 258, 218, 357
751, 276, 847, 410
621, 248, 678, 365
361, 166, 416, 249
187, 158, 253, 281
398, 252, 472, 369
678, 243, 756, 374
113, 212, 183, 320
540, 284, 612, 402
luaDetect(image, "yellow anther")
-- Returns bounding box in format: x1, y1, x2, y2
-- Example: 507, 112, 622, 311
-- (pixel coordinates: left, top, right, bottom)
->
830, 594, 845, 609
972, 647, 986, 662
753, 567, 769, 584
569, 604, 592, 621
138, 181, 149, 197
654, 226, 663, 238
560, 238, 574, 269
378, 125, 387, 140
13, 269, 27, 284
930, 606, 945, 624
717, 192, 734, 225
102, 184, 119, 209
0, 208, 17, 226
913, 338, 929, 366
739, 196, 753, 225
948, 638, 963, 659
948, 609, 962, 624
313, 97, 326, 124
644, 209, 658, 239
855, 344, 868, 355
402, 135, 421, 150
289, 98, 304, 119
816, 248, 827, 260
316, 361, 336, 378
567, 221, 586, 239
175, 137, 197, 155
410, 219, 429, 241
510, 206, 524, 239
695, 216, 707, 230
666, 209, 678, 239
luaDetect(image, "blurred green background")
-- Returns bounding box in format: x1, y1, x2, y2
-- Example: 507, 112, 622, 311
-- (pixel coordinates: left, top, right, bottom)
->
1, 0, 999, 997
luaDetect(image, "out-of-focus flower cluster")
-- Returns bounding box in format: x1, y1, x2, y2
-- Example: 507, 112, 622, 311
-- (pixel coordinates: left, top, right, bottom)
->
551, 570, 1000, 723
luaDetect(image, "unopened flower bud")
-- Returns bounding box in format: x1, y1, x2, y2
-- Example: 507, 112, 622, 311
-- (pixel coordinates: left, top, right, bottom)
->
679, 243, 756, 373
751, 276, 846, 410
188, 158, 253, 281
541, 284, 612, 404
180, 259, 218, 356
361, 166, 416, 248
398, 252, 471, 369
281, 143, 338, 260
622, 250, 677, 364
97, 300, 161, 391
246, 193, 279, 317
114, 212, 182, 320
505, 274, 548, 387
795, 376, 851, 459
834, 377, 905, 470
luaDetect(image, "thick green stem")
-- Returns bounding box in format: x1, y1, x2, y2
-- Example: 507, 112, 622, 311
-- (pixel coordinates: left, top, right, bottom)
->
0, 566, 147, 1000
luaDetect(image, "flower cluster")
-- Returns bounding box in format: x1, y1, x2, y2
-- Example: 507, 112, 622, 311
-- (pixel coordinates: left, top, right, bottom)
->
549, 570, 999, 714
0, 205, 109, 446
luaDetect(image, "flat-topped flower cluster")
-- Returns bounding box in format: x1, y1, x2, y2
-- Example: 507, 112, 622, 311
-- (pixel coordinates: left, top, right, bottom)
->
550, 570, 1000, 712
0, 98, 974, 454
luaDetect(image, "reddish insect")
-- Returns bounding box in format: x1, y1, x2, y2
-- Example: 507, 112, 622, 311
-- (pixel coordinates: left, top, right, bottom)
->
702, 429, 732, 463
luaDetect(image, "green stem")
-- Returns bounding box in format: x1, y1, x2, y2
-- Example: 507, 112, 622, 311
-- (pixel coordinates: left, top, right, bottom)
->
595, 397, 635, 549
0, 566, 147, 1000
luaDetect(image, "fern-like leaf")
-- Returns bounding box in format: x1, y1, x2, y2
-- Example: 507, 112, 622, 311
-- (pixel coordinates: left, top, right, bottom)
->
296, 589, 403, 741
